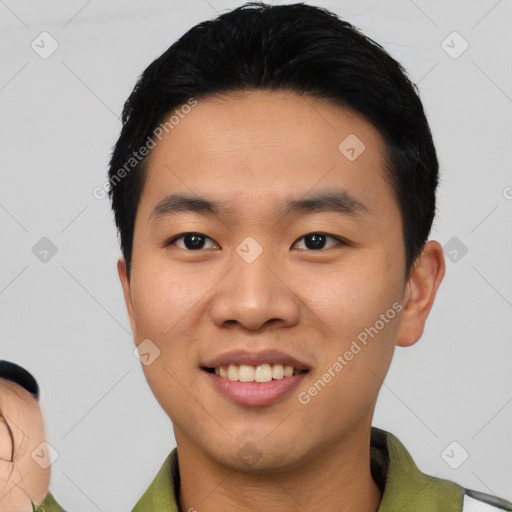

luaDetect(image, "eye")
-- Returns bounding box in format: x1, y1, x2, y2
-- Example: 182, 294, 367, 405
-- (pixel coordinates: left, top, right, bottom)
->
292, 232, 346, 251
164, 232, 346, 251
165, 233, 219, 251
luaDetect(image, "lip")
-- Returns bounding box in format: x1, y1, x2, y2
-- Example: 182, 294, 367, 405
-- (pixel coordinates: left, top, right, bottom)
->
201, 349, 311, 371
203, 370, 309, 407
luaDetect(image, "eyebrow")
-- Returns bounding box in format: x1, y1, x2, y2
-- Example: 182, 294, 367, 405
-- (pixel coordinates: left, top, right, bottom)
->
149, 189, 368, 223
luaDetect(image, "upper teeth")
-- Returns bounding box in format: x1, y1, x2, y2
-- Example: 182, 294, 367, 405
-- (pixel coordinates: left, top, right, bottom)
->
214, 363, 303, 382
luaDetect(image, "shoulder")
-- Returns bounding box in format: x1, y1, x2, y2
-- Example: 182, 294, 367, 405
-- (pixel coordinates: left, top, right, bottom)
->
462, 488, 512, 511
372, 427, 512, 512
35, 492, 68, 511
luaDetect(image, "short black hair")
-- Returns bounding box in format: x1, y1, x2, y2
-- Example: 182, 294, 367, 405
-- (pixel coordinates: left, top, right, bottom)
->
108, 1, 439, 281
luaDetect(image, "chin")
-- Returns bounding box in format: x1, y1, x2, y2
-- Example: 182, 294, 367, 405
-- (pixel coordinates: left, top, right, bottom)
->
204, 437, 311, 474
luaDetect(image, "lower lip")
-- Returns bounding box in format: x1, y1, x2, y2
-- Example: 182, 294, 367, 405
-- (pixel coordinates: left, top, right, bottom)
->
203, 370, 309, 407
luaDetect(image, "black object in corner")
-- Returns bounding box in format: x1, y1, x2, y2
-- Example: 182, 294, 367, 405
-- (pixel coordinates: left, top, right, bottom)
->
0, 360, 40, 401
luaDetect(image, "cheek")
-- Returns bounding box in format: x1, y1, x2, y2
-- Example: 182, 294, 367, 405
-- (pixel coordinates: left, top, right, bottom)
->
311, 262, 400, 327
18, 442, 51, 504
129, 266, 201, 406
295, 280, 401, 434
305, 261, 402, 380
130, 264, 186, 340
11, 407, 51, 505
0, 418, 12, 461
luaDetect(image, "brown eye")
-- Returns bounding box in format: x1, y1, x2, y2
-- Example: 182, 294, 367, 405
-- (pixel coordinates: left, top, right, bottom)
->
165, 233, 219, 250
292, 233, 346, 251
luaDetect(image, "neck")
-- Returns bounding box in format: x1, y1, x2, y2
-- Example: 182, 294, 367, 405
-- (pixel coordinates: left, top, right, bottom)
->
175, 425, 382, 512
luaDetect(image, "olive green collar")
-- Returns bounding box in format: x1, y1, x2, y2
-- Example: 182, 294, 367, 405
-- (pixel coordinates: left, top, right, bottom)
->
371, 428, 463, 511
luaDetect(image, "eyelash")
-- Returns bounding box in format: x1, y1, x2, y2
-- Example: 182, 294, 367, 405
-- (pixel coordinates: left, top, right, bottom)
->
163, 232, 348, 251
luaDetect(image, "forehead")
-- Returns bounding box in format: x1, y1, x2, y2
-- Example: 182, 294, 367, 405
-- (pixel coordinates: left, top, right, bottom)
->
139, 90, 396, 223
0, 378, 38, 414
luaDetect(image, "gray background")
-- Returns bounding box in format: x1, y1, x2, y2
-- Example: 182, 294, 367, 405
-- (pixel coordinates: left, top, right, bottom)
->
1, 0, 511, 510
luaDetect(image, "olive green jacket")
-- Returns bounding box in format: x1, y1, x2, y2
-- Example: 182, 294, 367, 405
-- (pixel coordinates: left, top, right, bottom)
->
37, 427, 512, 512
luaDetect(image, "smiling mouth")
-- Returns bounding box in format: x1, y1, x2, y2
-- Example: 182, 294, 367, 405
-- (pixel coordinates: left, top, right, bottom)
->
201, 364, 309, 383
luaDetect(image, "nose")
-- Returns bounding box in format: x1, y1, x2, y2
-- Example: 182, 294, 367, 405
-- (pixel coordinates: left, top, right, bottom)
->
209, 246, 300, 332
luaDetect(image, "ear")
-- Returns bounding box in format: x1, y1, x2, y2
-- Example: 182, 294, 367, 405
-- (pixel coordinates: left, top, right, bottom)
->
396, 240, 446, 348
117, 257, 137, 338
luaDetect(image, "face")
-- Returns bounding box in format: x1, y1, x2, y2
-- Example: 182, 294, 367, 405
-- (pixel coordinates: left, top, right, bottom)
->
118, 90, 444, 471
0, 379, 50, 508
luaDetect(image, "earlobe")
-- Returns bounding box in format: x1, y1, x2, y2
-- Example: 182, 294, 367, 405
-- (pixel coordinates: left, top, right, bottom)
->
117, 257, 136, 337
395, 241, 446, 348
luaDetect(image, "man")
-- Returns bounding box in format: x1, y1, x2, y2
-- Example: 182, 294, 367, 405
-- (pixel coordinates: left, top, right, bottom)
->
1, 2, 510, 511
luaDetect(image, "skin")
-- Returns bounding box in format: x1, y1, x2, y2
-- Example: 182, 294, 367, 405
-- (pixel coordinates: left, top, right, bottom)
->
0, 379, 50, 511
117, 90, 445, 511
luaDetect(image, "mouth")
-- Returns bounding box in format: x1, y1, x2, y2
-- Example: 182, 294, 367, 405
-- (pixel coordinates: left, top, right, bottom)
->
201, 362, 310, 407
201, 363, 309, 383
200, 349, 312, 407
